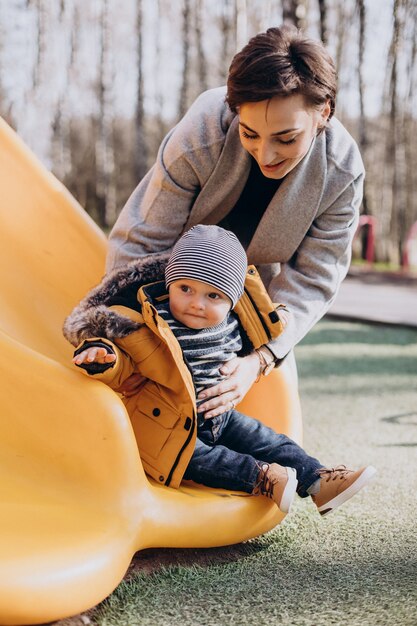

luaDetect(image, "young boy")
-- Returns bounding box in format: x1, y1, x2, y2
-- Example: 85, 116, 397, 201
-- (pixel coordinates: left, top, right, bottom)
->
65, 225, 376, 515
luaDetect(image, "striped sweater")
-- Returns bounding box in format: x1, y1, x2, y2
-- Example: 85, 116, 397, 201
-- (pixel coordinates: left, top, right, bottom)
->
156, 302, 242, 396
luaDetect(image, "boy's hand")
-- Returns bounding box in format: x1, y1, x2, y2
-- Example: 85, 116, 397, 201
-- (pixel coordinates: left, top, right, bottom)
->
197, 352, 260, 419
118, 373, 145, 397
72, 347, 116, 366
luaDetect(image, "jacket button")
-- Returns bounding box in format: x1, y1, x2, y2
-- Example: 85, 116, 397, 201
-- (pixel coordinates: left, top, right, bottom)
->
153, 408, 161, 417
159, 475, 164, 482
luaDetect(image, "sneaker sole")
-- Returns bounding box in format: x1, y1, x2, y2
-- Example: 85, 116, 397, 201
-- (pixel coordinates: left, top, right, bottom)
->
279, 467, 298, 513
318, 465, 377, 516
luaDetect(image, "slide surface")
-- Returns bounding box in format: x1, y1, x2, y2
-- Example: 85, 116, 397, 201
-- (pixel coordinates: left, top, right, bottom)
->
0, 118, 302, 625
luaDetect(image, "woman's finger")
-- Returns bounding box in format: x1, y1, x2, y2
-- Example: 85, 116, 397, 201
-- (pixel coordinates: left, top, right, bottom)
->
197, 379, 237, 411
203, 393, 240, 419
219, 356, 240, 376
198, 353, 259, 416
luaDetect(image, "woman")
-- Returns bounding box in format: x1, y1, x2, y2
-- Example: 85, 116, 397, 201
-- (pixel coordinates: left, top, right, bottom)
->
106, 25, 364, 418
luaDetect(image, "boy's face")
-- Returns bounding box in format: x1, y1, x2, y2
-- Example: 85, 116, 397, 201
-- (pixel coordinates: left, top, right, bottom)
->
168, 278, 232, 329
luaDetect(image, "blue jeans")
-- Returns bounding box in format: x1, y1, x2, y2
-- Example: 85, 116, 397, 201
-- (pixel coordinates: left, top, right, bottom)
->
183, 410, 323, 497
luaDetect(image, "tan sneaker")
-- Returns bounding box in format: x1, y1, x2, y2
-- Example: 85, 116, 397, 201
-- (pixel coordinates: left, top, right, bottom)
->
253, 462, 298, 513
312, 465, 377, 516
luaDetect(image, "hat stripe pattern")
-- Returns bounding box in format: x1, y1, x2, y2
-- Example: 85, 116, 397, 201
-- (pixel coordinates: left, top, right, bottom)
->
165, 226, 248, 308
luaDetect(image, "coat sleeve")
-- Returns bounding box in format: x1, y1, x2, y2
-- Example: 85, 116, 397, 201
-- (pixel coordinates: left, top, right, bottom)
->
73, 337, 136, 390
107, 88, 232, 272
266, 172, 363, 360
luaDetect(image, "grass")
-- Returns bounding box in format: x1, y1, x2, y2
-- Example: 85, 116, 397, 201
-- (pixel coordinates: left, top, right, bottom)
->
60, 320, 417, 626
350, 258, 402, 272
350, 258, 417, 276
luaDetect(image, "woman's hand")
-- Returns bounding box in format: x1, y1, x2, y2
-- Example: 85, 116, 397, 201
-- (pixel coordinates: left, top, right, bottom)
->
73, 347, 116, 365
197, 352, 260, 419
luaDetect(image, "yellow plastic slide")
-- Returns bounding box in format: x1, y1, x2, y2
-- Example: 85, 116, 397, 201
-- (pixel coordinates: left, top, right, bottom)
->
0, 117, 303, 625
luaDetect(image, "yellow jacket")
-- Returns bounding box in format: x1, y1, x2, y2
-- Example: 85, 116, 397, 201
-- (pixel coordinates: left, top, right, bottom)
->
64, 257, 285, 488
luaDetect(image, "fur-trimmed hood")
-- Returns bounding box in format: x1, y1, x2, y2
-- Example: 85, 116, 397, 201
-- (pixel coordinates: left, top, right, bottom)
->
63, 254, 170, 347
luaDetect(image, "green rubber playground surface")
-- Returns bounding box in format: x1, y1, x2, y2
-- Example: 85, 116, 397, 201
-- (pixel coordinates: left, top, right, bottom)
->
62, 320, 417, 626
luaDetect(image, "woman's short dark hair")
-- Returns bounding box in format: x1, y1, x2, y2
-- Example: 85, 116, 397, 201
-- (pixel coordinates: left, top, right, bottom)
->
226, 25, 337, 119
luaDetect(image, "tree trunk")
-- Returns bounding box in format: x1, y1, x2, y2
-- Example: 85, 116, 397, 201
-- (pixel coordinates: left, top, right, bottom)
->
317, 0, 328, 45
133, 0, 148, 186
282, 0, 307, 30
179, 0, 192, 118
51, 0, 73, 185
95, 0, 116, 228
355, 0, 371, 261
385, 0, 405, 264
403, 4, 417, 265
154, 0, 164, 122
235, 0, 247, 53
31, 0, 47, 92
0, 6, 13, 126
195, 0, 207, 94
220, 0, 234, 82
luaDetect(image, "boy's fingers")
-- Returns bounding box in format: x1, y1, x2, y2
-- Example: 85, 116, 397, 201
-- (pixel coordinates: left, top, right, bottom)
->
86, 348, 99, 362
72, 351, 89, 364
73, 347, 115, 365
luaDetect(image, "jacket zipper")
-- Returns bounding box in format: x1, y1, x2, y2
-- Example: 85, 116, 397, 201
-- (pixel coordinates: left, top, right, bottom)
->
166, 410, 196, 486
161, 348, 198, 487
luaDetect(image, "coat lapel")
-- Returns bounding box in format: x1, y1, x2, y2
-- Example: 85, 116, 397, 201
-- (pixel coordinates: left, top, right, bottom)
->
186, 121, 328, 265
186, 116, 252, 227
246, 133, 328, 265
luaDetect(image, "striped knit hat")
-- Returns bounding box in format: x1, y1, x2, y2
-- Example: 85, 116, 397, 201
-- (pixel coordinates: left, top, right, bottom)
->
165, 225, 247, 308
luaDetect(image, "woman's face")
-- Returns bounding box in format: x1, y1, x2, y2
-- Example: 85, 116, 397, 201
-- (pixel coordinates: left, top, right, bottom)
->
238, 94, 331, 179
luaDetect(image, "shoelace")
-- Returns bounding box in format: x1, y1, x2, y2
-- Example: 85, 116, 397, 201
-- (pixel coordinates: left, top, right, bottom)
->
316, 465, 353, 483
254, 463, 278, 498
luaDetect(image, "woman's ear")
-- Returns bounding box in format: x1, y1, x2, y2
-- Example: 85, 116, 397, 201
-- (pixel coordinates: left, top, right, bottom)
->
320, 100, 331, 124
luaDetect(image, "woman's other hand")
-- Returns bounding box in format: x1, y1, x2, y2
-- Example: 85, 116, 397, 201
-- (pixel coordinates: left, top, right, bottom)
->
197, 352, 260, 419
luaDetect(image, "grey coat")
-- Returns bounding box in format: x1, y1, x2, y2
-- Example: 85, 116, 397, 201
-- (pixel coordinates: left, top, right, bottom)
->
107, 87, 364, 358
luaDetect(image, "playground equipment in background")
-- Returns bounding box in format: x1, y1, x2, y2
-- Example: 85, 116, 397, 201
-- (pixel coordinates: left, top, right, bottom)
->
353, 215, 417, 273
353, 215, 378, 264
402, 221, 417, 270
0, 117, 302, 626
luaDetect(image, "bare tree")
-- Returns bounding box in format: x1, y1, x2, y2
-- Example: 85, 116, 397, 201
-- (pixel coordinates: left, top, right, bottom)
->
317, 0, 328, 45
51, 0, 73, 185
282, 0, 307, 30
235, 0, 248, 52
259, 0, 273, 31
356, 0, 367, 158
384, 0, 405, 264
154, 0, 164, 122
0, 6, 13, 125
2, 0, 414, 266
195, 0, 208, 94
95, 0, 116, 228
179, 0, 192, 118
354, 0, 372, 260
334, 0, 348, 76
403, 3, 417, 255
219, 0, 234, 82
134, 0, 148, 183
30, 0, 47, 92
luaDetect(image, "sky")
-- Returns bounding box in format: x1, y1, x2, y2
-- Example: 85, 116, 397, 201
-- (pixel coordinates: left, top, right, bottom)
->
0, 0, 398, 167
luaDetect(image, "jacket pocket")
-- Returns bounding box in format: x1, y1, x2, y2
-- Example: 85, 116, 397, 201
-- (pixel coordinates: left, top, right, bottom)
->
130, 382, 181, 460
